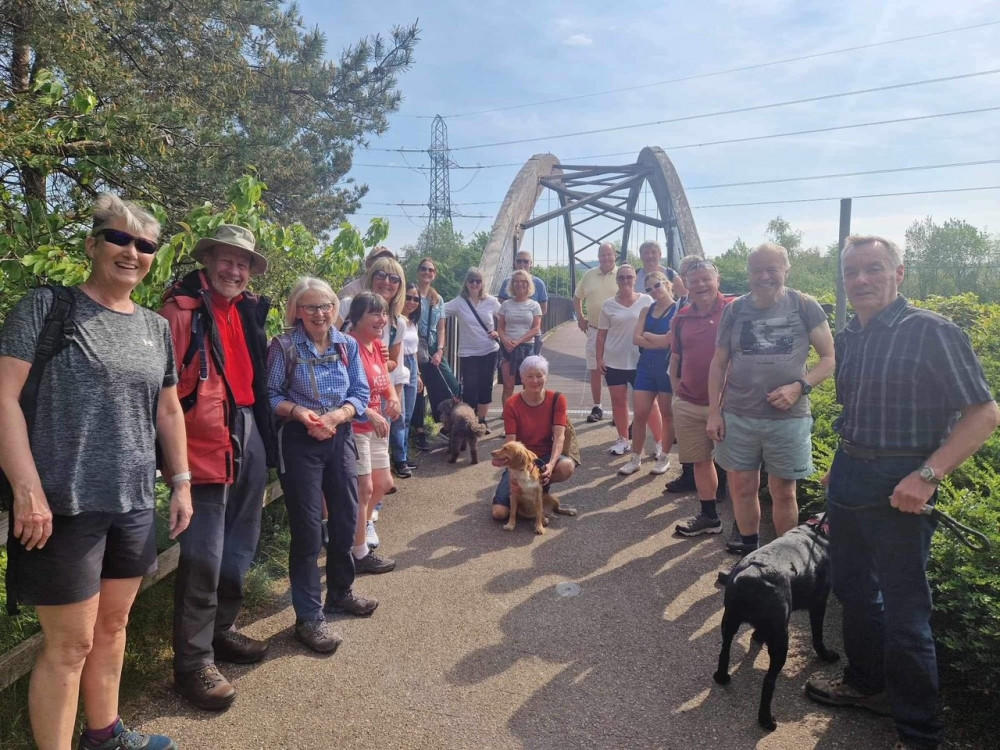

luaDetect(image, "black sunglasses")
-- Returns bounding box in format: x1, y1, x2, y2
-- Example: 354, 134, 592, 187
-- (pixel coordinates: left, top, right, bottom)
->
418, 265, 436, 273
373, 270, 401, 284
645, 281, 665, 292
467, 278, 483, 285
405, 295, 421, 303
93, 227, 158, 255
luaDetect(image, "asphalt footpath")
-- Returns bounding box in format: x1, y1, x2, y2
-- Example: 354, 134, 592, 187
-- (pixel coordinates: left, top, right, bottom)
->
131, 324, 899, 749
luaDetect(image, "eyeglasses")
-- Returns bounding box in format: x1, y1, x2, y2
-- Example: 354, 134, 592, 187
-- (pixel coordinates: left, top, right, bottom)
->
616, 275, 635, 282
418, 265, 436, 273
298, 303, 334, 314
405, 295, 421, 303
645, 281, 665, 292
373, 270, 401, 284
93, 228, 158, 255
514, 258, 531, 265
467, 278, 483, 285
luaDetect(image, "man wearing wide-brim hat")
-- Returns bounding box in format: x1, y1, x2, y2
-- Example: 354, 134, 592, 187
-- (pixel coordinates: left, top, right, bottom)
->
159, 224, 276, 710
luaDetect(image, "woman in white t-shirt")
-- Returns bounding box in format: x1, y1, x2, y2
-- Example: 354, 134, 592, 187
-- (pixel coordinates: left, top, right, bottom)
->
497, 269, 543, 405
443, 267, 501, 430
596, 264, 652, 456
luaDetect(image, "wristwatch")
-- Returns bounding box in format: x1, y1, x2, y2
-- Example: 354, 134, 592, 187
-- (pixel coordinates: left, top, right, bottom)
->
918, 465, 941, 485
796, 378, 813, 395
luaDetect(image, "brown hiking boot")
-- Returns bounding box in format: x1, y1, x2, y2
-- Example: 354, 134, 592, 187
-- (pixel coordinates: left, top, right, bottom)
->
805, 673, 891, 716
324, 590, 379, 617
294, 619, 342, 654
213, 630, 268, 664
174, 664, 236, 711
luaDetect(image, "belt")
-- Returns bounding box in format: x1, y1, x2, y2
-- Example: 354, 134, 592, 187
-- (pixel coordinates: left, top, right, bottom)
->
839, 440, 930, 460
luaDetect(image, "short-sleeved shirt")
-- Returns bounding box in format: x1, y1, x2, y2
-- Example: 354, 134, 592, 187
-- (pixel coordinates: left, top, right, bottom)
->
672, 293, 732, 406
716, 288, 828, 419
0, 287, 178, 515
503, 390, 568, 458
443, 295, 502, 356
351, 336, 393, 434
835, 295, 994, 450
598, 294, 652, 370
574, 266, 618, 327
499, 298, 542, 342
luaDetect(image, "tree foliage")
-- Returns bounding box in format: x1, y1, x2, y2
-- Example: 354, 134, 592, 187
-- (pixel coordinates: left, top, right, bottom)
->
398, 221, 485, 300
904, 217, 1000, 303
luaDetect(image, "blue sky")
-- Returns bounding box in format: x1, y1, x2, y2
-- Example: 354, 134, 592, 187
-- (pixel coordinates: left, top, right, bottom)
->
300, 0, 999, 264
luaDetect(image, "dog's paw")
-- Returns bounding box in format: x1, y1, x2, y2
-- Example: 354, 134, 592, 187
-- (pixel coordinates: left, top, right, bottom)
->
818, 647, 840, 663
502, 522, 515, 531
712, 670, 730, 685
563, 507, 577, 516
534, 525, 545, 535
757, 713, 777, 732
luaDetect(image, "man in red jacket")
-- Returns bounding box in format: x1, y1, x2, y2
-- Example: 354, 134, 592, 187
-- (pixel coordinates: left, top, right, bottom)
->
160, 225, 275, 710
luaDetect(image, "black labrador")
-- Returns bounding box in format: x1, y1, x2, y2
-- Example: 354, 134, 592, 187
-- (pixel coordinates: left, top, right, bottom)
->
713, 514, 840, 731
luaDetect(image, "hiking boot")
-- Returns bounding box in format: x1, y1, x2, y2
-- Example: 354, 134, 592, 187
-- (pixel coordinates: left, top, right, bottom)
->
393, 462, 412, 478
213, 630, 268, 664
78, 719, 178, 750
675, 513, 723, 537
173, 664, 236, 711
651, 453, 672, 475
726, 526, 759, 555
805, 674, 891, 716
365, 520, 379, 548
609, 437, 631, 456
664, 463, 696, 493
324, 590, 379, 617
294, 619, 342, 654
618, 455, 642, 475
414, 432, 429, 451
586, 406, 604, 423
354, 549, 396, 575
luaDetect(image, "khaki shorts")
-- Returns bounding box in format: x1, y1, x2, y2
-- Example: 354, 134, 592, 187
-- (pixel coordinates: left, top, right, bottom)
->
672, 397, 714, 463
354, 430, 391, 475
586, 326, 598, 370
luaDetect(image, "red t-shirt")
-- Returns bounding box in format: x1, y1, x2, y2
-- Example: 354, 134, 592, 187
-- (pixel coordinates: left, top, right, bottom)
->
673, 293, 731, 406
503, 390, 568, 458
351, 336, 392, 434
209, 290, 254, 407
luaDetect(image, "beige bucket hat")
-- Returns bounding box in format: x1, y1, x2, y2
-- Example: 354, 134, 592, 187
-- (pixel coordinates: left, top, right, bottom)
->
192, 224, 268, 276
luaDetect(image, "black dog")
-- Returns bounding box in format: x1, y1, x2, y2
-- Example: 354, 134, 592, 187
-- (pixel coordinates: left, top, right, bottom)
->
713, 514, 839, 731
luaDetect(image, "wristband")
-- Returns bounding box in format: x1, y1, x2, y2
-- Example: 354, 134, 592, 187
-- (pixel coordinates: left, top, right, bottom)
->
290, 404, 299, 419
171, 471, 192, 484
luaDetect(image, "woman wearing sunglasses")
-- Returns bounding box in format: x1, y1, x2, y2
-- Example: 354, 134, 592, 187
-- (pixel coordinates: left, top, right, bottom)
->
0, 194, 190, 750
414, 257, 461, 424
618, 271, 676, 476
444, 267, 501, 430
390, 284, 423, 475
497, 269, 543, 405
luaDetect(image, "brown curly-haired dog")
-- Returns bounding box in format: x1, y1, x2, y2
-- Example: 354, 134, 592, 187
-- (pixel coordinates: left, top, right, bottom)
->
438, 399, 487, 464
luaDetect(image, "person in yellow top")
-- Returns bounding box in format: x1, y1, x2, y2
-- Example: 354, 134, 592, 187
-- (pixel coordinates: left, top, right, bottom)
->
573, 241, 618, 422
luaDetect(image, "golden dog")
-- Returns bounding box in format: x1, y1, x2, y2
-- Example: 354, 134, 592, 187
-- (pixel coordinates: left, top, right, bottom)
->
490, 441, 576, 534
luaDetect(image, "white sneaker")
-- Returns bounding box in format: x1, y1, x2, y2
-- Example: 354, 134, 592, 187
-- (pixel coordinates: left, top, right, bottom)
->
618, 455, 642, 475
650, 453, 672, 475
609, 437, 631, 456
365, 520, 380, 548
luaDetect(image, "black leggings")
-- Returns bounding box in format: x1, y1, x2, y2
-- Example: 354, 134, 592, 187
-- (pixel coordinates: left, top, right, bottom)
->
461, 352, 497, 408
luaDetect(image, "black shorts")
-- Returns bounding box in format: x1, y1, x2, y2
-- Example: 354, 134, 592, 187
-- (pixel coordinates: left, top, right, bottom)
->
9, 508, 158, 606
605, 367, 637, 387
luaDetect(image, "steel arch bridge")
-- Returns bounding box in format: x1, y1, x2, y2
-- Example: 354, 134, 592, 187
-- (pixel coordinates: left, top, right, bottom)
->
479, 147, 703, 295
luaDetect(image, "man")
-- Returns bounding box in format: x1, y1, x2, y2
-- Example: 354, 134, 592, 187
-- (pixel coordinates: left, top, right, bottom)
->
804, 236, 998, 750
670, 260, 733, 536
634, 239, 687, 301
498, 250, 548, 354
160, 225, 275, 710
706, 243, 834, 555
573, 242, 618, 422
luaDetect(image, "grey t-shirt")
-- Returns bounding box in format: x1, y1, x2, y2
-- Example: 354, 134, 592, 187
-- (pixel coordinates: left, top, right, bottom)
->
499, 298, 542, 342
0, 287, 178, 515
716, 289, 827, 419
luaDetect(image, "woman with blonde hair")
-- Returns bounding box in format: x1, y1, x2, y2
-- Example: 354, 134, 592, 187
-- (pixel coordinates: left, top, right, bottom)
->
497, 268, 542, 405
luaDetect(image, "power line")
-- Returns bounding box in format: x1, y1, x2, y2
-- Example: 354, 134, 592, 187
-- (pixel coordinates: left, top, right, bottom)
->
398, 20, 1000, 119
368, 69, 1000, 153
693, 185, 1000, 209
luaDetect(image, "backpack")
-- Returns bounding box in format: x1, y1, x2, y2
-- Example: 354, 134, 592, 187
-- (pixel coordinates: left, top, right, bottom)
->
273, 332, 350, 417
550, 391, 582, 465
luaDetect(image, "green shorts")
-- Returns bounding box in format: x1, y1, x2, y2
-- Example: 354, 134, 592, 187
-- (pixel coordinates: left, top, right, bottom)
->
713, 412, 814, 479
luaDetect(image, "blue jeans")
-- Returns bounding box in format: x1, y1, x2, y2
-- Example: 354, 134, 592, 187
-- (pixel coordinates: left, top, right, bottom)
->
390, 353, 418, 465
827, 448, 943, 749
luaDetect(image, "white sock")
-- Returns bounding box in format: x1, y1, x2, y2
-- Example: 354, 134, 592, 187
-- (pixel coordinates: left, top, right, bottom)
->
593, 403, 602, 409
352, 544, 370, 559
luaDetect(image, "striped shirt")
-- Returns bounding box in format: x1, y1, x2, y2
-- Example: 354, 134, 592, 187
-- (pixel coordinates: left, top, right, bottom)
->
266, 324, 370, 420
834, 295, 993, 450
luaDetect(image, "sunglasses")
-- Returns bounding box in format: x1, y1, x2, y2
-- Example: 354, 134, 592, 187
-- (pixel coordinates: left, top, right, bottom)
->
93, 228, 158, 255
467, 278, 483, 285
405, 295, 421, 303
616, 275, 635, 282
373, 270, 401, 284
418, 265, 436, 273
515, 258, 531, 265
298, 303, 334, 314
645, 281, 665, 292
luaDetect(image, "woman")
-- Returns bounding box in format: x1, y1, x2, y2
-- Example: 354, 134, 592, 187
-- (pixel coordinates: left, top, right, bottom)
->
497, 269, 543, 405
596, 264, 656, 456
414, 257, 461, 423
346, 292, 401, 568
491, 355, 577, 521
390, 283, 422, 477
618, 271, 676, 476
444, 267, 501, 431
267, 277, 374, 654
0, 194, 191, 750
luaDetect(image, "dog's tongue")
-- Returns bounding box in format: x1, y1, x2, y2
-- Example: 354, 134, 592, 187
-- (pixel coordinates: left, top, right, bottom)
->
491, 458, 507, 467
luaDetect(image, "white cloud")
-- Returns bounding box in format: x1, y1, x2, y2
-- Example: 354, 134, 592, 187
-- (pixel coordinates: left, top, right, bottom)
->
563, 33, 593, 47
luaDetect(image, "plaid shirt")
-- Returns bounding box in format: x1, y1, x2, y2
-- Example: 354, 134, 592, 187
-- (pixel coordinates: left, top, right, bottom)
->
834, 295, 993, 450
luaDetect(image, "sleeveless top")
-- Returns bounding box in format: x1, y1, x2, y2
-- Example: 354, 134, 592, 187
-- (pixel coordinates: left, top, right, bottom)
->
637, 303, 676, 370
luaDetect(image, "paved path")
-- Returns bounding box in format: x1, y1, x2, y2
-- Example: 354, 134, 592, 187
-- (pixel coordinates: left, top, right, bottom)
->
132, 323, 898, 749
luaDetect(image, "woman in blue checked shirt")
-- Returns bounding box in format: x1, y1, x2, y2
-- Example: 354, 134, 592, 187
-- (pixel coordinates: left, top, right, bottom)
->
267, 277, 372, 655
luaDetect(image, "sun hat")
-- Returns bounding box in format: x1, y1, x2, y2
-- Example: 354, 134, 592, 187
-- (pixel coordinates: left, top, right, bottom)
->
192, 225, 268, 276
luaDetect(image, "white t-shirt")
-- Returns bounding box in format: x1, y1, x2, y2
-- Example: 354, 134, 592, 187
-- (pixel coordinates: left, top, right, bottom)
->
401, 318, 419, 357
499, 298, 543, 343
598, 294, 652, 370
444, 295, 501, 357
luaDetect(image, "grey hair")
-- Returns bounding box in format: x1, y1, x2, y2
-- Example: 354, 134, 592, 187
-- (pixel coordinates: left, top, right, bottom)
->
638, 240, 662, 257
285, 276, 337, 328
519, 354, 549, 378
92, 192, 161, 238
677, 254, 706, 275
843, 234, 903, 267
749, 242, 790, 270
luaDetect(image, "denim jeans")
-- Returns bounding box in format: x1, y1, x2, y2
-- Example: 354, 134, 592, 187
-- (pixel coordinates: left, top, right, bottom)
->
827, 447, 943, 749
390, 353, 418, 465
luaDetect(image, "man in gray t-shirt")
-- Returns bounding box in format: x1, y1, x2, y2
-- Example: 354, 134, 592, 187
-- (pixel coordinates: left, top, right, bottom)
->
706, 243, 835, 555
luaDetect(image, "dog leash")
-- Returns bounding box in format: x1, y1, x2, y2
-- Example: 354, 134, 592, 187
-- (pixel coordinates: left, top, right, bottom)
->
919, 505, 991, 552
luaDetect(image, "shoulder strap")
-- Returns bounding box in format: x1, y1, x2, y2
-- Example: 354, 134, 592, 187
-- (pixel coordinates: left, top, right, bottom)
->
464, 297, 492, 334
673, 316, 685, 380
20, 285, 76, 426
